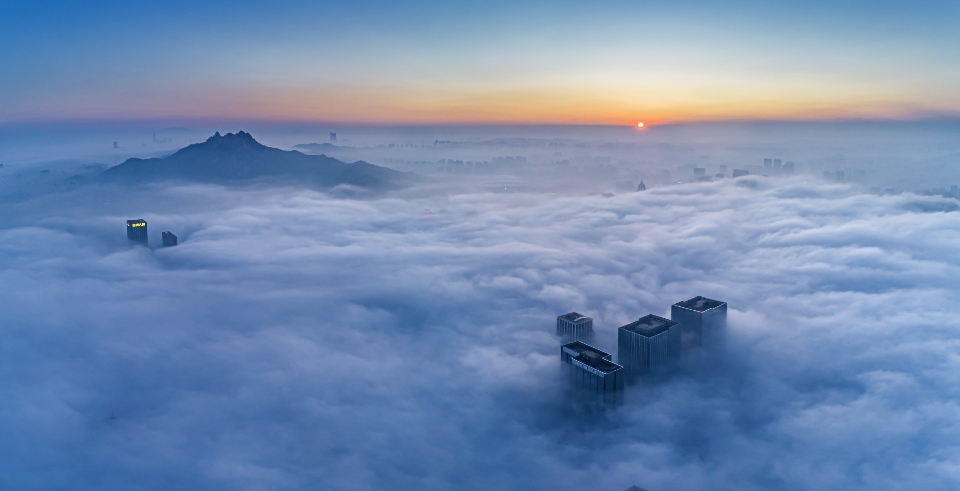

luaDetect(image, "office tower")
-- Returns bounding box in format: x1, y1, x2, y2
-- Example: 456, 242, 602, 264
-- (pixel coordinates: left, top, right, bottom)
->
694, 167, 706, 176
671, 296, 727, 353
617, 314, 680, 379
162, 231, 178, 247
732, 169, 749, 178
773, 159, 782, 172
329, 132, 337, 142
126, 219, 148, 245
557, 312, 593, 341
637, 180, 646, 191
783, 161, 795, 174
561, 341, 624, 403
763, 158, 772, 169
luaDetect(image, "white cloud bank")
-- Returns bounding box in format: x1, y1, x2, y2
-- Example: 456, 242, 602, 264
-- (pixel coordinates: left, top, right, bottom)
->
2, 178, 960, 490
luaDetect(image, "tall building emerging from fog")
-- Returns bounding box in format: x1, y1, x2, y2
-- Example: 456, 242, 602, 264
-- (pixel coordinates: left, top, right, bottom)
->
617, 314, 680, 379
557, 312, 593, 341
671, 296, 727, 353
561, 341, 624, 403
162, 231, 178, 247
126, 219, 147, 245
329, 132, 337, 142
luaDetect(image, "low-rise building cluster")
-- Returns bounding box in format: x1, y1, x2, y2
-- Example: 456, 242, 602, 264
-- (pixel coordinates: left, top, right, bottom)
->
558, 296, 727, 404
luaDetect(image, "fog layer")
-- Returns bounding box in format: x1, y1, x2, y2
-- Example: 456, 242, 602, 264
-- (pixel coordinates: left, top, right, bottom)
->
2, 178, 960, 490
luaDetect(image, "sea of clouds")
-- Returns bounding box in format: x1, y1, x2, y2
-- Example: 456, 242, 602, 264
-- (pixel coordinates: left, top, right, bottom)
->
2, 178, 960, 491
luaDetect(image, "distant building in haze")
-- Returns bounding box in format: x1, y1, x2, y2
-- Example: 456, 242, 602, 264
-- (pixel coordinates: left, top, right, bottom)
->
557, 312, 593, 342
773, 159, 782, 172
637, 180, 646, 191
561, 341, 624, 403
763, 158, 772, 170
783, 161, 795, 174
617, 314, 680, 379
732, 169, 749, 178
329, 132, 337, 142
694, 167, 706, 176
126, 219, 147, 245
162, 231, 178, 247
671, 296, 727, 354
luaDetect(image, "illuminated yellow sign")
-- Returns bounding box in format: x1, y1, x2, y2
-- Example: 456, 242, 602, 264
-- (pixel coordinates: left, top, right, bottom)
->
130, 223, 145, 227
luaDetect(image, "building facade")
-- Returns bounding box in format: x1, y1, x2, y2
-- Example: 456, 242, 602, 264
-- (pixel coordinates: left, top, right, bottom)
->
617, 314, 680, 380
126, 219, 148, 245
561, 341, 624, 404
557, 312, 593, 342
671, 296, 727, 354
162, 231, 178, 247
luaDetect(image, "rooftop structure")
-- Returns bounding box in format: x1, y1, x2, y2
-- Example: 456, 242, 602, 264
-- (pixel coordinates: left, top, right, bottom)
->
162, 231, 178, 247
618, 314, 681, 380
561, 340, 612, 364
561, 341, 624, 404
671, 296, 727, 355
674, 296, 724, 312
126, 219, 148, 245
557, 312, 593, 342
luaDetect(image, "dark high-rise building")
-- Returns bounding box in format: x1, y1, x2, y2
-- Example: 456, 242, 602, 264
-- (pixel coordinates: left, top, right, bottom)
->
671, 296, 727, 354
637, 180, 646, 191
617, 314, 680, 379
162, 231, 178, 247
557, 312, 593, 342
561, 341, 624, 404
126, 219, 147, 245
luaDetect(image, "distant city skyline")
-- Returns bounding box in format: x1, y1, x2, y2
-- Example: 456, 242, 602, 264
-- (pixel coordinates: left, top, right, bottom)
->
2, 1, 959, 125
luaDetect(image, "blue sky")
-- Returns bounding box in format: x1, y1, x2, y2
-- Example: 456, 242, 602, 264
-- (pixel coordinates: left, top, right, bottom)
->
2, 0, 959, 123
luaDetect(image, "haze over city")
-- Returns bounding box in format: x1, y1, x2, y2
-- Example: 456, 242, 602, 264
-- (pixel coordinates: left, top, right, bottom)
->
2, 2, 960, 491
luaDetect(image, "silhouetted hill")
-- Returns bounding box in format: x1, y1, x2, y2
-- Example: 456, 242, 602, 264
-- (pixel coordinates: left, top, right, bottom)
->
100, 131, 411, 189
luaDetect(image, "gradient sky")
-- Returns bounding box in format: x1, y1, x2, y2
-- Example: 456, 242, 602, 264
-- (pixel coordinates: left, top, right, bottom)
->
2, 0, 959, 124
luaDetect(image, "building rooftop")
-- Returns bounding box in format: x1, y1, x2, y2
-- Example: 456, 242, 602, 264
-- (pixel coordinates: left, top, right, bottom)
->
558, 312, 591, 322
573, 356, 623, 374
561, 341, 611, 361
620, 314, 678, 337
674, 296, 726, 312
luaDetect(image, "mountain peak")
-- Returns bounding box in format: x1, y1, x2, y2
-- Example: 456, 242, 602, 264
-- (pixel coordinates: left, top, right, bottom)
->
198, 130, 265, 151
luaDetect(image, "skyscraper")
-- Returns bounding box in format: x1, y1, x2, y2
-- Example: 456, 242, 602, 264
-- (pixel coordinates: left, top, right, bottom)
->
773, 158, 782, 172
561, 341, 624, 404
637, 180, 646, 191
329, 132, 337, 142
671, 296, 727, 354
617, 314, 680, 380
162, 231, 178, 247
557, 312, 593, 342
763, 158, 772, 169
126, 219, 147, 245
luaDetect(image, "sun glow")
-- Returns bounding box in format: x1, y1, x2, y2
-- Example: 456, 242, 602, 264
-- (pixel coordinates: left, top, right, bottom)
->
637, 122, 644, 128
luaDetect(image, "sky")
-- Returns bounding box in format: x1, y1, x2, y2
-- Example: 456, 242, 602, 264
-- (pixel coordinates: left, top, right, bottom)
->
3, 178, 960, 490
2, 0, 960, 124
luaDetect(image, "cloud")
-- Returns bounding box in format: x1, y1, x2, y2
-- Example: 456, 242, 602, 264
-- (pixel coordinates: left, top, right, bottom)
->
2, 178, 960, 490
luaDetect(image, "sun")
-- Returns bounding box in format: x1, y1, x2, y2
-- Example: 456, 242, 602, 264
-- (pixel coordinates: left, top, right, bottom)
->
637, 122, 645, 128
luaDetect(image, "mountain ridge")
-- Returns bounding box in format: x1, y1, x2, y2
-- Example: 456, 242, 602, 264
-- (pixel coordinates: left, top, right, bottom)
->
99, 131, 412, 190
